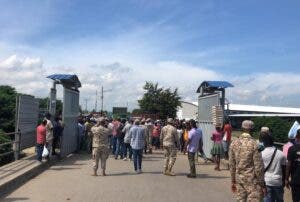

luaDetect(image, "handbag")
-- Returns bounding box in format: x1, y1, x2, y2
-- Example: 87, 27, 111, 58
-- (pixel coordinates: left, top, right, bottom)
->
42, 146, 49, 157
264, 148, 277, 173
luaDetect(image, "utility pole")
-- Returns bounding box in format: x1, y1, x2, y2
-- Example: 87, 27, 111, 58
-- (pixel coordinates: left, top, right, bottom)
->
84, 98, 88, 112
95, 90, 98, 112
100, 86, 112, 115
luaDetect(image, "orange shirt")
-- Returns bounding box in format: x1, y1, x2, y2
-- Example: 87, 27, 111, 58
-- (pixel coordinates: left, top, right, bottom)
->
183, 130, 189, 141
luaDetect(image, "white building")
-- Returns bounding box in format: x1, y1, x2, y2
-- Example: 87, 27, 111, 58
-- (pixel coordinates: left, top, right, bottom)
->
176, 101, 198, 120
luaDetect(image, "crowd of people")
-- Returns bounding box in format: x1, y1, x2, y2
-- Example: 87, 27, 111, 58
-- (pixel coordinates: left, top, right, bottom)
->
35, 114, 300, 202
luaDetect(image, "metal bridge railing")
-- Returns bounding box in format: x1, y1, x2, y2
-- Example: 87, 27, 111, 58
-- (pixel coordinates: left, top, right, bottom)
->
0, 132, 21, 161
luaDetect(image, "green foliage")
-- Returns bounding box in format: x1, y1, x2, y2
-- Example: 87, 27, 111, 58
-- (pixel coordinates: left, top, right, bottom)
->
138, 82, 181, 119
252, 117, 292, 143
0, 129, 13, 166
38, 97, 63, 115
0, 85, 17, 132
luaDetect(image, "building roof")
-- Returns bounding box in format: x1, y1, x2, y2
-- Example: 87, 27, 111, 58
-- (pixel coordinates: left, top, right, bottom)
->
47, 74, 81, 88
196, 81, 234, 93
229, 113, 300, 117
226, 104, 300, 114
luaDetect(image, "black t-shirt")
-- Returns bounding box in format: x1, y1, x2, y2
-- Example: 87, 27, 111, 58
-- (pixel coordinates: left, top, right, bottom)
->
288, 144, 300, 185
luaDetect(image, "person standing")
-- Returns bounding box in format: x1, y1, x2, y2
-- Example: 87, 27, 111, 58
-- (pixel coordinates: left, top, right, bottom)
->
261, 133, 286, 202
186, 119, 202, 178
52, 116, 64, 155
146, 118, 154, 154
152, 121, 161, 150
129, 119, 145, 174
286, 129, 300, 202
91, 117, 110, 176
229, 120, 266, 201
36, 119, 47, 161
211, 124, 224, 171
123, 119, 133, 161
161, 118, 179, 176
141, 119, 150, 154
84, 118, 94, 154
222, 119, 232, 160
45, 113, 53, 159
77, 119, 85, 151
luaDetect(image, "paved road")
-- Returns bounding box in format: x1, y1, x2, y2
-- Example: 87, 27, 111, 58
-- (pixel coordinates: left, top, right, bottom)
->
3, 151, 235, 202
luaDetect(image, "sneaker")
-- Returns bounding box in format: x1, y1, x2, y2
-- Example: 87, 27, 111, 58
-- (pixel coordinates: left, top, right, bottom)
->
123, 158, 127, 161
137, 169, 142, 174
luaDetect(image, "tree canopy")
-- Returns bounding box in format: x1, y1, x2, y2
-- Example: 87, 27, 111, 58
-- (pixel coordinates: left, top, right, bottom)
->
138, 82, 181, 119
0, 85, 17, 132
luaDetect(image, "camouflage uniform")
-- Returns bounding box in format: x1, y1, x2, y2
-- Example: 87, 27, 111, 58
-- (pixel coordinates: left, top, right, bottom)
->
229, 133, 265, 202
84, 121, 93, 153
91, 124, 110, 173
146, 122, 154, 153
161, 124, 179, 174
141, 124, 150, 153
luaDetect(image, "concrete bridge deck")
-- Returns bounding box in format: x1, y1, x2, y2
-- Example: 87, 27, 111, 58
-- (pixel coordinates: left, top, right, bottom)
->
1, 151, 235, 202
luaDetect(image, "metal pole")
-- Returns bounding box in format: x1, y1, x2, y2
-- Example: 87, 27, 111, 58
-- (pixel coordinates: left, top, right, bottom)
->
95, 90, 98, 112
101, 86, 104, 114
14, 95, 21, 160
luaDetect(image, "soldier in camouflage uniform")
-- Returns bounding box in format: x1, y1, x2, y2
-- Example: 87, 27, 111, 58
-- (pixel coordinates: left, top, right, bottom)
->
146, 118, 154, 154
229, 120, 266, 202
91, 117, 111, 176
161, 118, 179, 176
141, 119, 150, 154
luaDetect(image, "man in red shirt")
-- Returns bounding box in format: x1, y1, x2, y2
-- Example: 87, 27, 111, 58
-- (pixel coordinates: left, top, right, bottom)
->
36, 119, 47, 161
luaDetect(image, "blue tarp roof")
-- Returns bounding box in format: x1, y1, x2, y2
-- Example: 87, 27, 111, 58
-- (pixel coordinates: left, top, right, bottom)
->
47, 74, 81, 88
197, 80, 234, 92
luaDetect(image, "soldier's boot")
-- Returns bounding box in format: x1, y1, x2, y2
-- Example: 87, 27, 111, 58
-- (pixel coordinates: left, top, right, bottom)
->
167, 166, 176, 176
92, 169, 97, 176
163, 166, 169, 175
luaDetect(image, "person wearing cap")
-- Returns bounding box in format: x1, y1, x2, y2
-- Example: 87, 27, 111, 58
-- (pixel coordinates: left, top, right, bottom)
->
229, 120, 266, 201
140, 119, 150, 154
91, 117, 111, 176
160, 118, 179, 176
145, 118, 154, 154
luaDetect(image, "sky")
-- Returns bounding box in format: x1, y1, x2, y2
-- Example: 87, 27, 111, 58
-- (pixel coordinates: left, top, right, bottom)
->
0, 0, 300, 111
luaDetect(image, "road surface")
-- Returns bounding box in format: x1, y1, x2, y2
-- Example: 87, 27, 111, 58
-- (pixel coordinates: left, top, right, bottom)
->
2, 151, 237, 202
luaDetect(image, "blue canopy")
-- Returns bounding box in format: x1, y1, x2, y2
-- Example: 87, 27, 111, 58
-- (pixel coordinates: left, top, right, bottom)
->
197, 81, 233, 93
47, 74, 81, 88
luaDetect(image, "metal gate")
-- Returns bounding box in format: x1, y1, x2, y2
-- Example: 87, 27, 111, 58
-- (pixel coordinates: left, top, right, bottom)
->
60, 88, 79, 156
198, 93, 220, 158
15, 95, 39, 150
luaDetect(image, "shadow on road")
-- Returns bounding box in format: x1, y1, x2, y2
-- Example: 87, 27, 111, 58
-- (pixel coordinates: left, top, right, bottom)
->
2, 197, 30, 202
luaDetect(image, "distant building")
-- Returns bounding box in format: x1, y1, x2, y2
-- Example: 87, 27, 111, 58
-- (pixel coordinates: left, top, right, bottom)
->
176, 101, 198, 120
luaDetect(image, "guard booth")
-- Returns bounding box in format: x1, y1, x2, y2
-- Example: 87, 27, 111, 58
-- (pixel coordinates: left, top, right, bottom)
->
47, 74, 81, 157
196, 81, 233, 158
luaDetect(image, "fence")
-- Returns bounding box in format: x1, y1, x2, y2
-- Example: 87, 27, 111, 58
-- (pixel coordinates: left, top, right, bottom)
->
0, 132, 21, 162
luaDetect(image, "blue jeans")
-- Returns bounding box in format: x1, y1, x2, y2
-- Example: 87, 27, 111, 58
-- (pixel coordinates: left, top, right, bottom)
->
112, 136, 117, 154
36, 144, 44, 161
123, 143, 132, 159
264, 186, 284, 202
115, 137, 124, 159
132, 149, 143, 171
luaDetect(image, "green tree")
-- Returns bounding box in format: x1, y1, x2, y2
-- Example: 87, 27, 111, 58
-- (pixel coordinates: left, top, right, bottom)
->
0, 85, 17, 132
138, 82, 181, 119
252, 117, 292, 143
38, 97, 63, 115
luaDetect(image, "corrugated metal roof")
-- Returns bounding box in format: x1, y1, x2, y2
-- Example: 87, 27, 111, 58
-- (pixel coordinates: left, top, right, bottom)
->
197, 80, 234, 93
47, 74, 81, 88
205, 81, 234, 88
226, 104, 300, 114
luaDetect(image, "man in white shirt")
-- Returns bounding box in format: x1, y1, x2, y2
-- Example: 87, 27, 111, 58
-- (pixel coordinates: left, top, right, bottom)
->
261, 133, 286, 202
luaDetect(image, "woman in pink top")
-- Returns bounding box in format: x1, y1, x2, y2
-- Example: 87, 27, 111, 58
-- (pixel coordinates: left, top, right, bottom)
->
211, 125, 224, 171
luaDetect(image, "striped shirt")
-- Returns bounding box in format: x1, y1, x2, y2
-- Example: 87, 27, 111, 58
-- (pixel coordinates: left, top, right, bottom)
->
129, 125, 145, 150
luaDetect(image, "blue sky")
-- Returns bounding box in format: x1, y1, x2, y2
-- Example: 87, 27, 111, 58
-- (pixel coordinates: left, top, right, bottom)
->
1, 0, 300, 110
